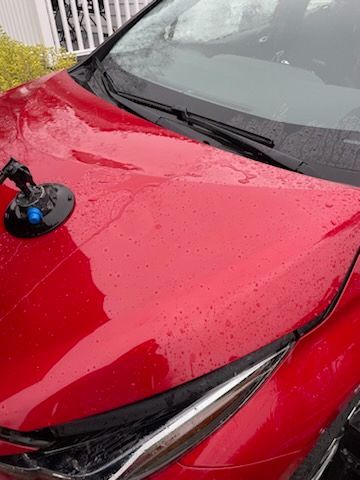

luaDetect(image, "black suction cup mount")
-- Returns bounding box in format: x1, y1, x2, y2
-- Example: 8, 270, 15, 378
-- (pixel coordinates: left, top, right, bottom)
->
1, 158, 75, 238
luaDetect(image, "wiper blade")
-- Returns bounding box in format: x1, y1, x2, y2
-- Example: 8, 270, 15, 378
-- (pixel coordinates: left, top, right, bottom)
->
158, 112, 317, 175
92, 58, 319, 176
92, 58, 273, 142
91, 57, 165, 123
170, 106, 274, 148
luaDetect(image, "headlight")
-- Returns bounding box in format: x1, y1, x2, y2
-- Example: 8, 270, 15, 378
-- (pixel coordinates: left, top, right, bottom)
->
0, 341, 292, 480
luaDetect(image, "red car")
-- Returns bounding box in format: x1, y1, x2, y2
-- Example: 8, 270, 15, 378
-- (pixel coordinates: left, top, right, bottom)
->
0, 1, 360, 479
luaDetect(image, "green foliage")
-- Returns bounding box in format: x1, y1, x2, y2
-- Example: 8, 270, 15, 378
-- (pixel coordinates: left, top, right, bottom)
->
0, 29, 76, 92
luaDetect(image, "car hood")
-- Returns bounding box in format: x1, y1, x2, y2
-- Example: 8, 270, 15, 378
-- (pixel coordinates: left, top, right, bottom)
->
0, 71, 359, 433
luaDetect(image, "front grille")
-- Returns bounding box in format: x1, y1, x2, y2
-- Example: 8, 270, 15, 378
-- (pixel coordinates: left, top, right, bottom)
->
321, 405, 360, 480
292, 390, 360, 480
0, 410, 174, 477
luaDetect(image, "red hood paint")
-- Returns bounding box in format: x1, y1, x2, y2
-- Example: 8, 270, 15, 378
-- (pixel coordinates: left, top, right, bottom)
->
0, 71, 359, 433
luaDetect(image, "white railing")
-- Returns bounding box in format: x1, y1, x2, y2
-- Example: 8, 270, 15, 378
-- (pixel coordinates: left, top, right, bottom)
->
48, 0, 151, 56
0, 0, 149, 57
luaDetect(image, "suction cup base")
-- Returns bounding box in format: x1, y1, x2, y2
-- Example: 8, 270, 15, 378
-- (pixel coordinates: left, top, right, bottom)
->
4, 183, 75, 238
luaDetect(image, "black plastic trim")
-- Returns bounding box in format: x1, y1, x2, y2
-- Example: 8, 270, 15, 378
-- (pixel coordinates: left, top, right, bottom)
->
291, 389, 360, 480
0, 428, 53, 450
295, 247, 360, 338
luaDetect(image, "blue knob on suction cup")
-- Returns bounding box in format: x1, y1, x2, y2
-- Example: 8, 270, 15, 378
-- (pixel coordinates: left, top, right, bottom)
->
27, 207, 43, 225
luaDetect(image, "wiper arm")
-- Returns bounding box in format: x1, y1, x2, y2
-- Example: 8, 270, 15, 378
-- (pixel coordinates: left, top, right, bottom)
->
170, 106, 274, 148
92, 58, 319, 176
92, 58, 273, 143
158, 110, 319, 175
91, 57, 167, 123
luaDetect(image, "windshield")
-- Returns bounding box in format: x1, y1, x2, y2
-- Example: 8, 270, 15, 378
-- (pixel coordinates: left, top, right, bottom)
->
95, 0, 360, 185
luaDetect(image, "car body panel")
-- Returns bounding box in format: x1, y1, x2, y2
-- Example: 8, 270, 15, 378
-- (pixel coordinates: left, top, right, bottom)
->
0, 71, 359, 440
149, 456, 302, 480
146, 254, 360, 480
174, 255, 360, 477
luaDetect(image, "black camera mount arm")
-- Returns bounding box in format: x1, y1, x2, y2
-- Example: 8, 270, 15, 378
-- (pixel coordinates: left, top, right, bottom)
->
0, 158, 37, 198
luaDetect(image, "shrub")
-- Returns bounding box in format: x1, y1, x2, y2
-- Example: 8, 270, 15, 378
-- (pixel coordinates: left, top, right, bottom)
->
0, 29, 76, 93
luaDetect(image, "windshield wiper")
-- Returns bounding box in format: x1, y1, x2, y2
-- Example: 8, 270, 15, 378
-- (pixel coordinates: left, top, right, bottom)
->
93, 58, 273, 143
156, 109, 312, 174
92, 57, 320, 176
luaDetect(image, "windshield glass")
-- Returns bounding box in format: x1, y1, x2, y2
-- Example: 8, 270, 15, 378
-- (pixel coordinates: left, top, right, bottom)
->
100, 0, 360, 185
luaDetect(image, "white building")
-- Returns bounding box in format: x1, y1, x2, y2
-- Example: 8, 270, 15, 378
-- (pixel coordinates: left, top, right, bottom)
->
0, 0, 149, 56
